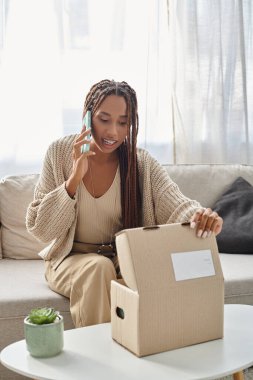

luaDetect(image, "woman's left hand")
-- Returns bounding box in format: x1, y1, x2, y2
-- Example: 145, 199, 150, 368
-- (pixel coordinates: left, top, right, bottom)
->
190, 208, 223, 238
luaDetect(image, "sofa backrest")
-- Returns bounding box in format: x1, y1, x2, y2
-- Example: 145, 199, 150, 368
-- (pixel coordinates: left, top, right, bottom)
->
0, 174, 48, 260
165, 164, 253, 207
0, 165, 252, 259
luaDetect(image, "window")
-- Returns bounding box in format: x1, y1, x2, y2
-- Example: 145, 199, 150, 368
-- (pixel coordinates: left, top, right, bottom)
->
0, 0, 171, 178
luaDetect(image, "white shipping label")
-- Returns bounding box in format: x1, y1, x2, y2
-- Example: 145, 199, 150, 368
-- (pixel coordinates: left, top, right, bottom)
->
171, 250, 215, 281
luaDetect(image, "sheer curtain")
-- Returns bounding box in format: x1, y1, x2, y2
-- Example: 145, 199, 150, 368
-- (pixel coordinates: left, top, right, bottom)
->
169, 0, 253, 164
1, 1, 251, 177
0, 0, 171, 177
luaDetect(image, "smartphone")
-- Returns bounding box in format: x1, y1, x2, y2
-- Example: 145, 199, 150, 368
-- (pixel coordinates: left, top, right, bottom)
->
81, 110, 92, 153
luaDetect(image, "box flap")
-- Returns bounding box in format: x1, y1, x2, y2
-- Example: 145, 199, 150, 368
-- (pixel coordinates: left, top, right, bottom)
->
115, 223, 223, 293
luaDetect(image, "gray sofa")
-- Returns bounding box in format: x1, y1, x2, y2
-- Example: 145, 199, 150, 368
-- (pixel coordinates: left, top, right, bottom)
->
0, 164, 253, 380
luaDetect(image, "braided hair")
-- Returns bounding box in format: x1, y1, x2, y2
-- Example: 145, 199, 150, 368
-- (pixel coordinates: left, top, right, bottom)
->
83, 79, 141, 229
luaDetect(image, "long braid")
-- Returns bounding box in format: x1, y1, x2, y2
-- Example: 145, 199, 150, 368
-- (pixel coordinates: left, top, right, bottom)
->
83, 79, 141, 229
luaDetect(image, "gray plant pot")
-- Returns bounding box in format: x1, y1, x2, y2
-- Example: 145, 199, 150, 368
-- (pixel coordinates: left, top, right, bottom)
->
24, 315, 64, 357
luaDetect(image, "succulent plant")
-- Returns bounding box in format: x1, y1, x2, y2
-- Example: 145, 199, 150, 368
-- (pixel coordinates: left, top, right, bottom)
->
27, 307, 59, 325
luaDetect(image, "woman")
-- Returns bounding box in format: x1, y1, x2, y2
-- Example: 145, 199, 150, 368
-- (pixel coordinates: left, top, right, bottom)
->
26, 79, 223, 327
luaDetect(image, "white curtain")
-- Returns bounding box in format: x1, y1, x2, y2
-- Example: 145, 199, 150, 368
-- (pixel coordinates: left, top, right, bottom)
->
1, 0, 251, 177
0, 0, 171, 177
169, 0, 253, 164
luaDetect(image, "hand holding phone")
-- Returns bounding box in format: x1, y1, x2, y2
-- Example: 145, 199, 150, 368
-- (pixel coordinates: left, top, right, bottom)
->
81, 110, 92, 154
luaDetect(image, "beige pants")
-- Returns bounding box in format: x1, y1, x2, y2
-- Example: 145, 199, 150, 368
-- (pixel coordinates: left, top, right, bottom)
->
45, 253, 118, 328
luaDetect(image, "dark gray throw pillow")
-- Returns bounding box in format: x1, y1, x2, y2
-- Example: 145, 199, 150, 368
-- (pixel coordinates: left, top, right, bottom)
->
212, 177, 253, 254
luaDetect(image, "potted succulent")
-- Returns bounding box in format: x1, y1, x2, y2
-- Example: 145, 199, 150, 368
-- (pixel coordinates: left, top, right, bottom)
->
24, 307, 64, 357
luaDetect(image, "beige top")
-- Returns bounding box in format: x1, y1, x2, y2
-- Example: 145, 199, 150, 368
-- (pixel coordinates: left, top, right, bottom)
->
26, 134, 202, 269
74, 167, 122, 244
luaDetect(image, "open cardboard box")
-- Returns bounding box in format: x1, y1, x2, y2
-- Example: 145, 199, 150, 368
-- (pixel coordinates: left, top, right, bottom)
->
111, 223, 224, 357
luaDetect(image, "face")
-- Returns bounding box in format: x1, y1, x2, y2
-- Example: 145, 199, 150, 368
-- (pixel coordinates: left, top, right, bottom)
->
91, 95, 128, 153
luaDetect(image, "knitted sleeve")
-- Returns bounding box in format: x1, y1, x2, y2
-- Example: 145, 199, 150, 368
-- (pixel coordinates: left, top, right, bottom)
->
148, 153, 203, 224
26, 140, 76, 243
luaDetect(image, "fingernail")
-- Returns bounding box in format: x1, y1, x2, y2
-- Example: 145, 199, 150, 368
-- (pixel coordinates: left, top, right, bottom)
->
197, 229, 203, 238
190, 222, 196, 229
208, 231, 212, 237
202, 231, 208, 239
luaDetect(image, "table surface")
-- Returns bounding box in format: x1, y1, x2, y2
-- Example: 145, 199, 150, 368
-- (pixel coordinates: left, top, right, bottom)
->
1, 304, 253, 380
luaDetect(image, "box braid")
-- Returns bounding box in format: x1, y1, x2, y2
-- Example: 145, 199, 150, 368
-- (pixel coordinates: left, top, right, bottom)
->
83, 79, 141, 229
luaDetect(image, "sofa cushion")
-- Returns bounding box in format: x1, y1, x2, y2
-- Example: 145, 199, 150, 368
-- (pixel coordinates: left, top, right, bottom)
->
0, 174, 48, 259
166, 164, 253, 208
0, 259, 75, 376
219, 253, 253, 305
0, 227, 2, 259
213, 177, 253, 254
0, 259, 73, 319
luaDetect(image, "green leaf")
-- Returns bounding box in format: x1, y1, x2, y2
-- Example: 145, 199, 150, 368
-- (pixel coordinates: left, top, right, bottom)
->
28, 307, 59, 325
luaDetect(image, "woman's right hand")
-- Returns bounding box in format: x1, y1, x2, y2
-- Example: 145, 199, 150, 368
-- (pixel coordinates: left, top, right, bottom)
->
65, 130, 95, 198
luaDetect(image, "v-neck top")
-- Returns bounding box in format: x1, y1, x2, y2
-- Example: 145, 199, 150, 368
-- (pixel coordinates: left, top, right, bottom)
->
74, 166, 122, 244
27, 135, 202, 269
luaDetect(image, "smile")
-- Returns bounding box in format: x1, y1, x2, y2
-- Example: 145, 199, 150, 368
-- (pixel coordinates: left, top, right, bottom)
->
102, 138, 117, 146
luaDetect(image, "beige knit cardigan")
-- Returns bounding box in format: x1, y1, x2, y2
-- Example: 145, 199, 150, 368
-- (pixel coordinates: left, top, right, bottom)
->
26, 134, 202, 269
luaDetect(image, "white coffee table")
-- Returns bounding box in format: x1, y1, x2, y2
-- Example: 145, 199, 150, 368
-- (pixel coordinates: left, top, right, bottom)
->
1, 304, 253, 380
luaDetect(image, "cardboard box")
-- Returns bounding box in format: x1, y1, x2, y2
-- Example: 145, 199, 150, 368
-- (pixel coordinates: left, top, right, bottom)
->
111, 223, 224, 357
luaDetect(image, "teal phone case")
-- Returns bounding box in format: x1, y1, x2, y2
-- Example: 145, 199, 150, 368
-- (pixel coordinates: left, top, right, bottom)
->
81, 111, 91, 153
